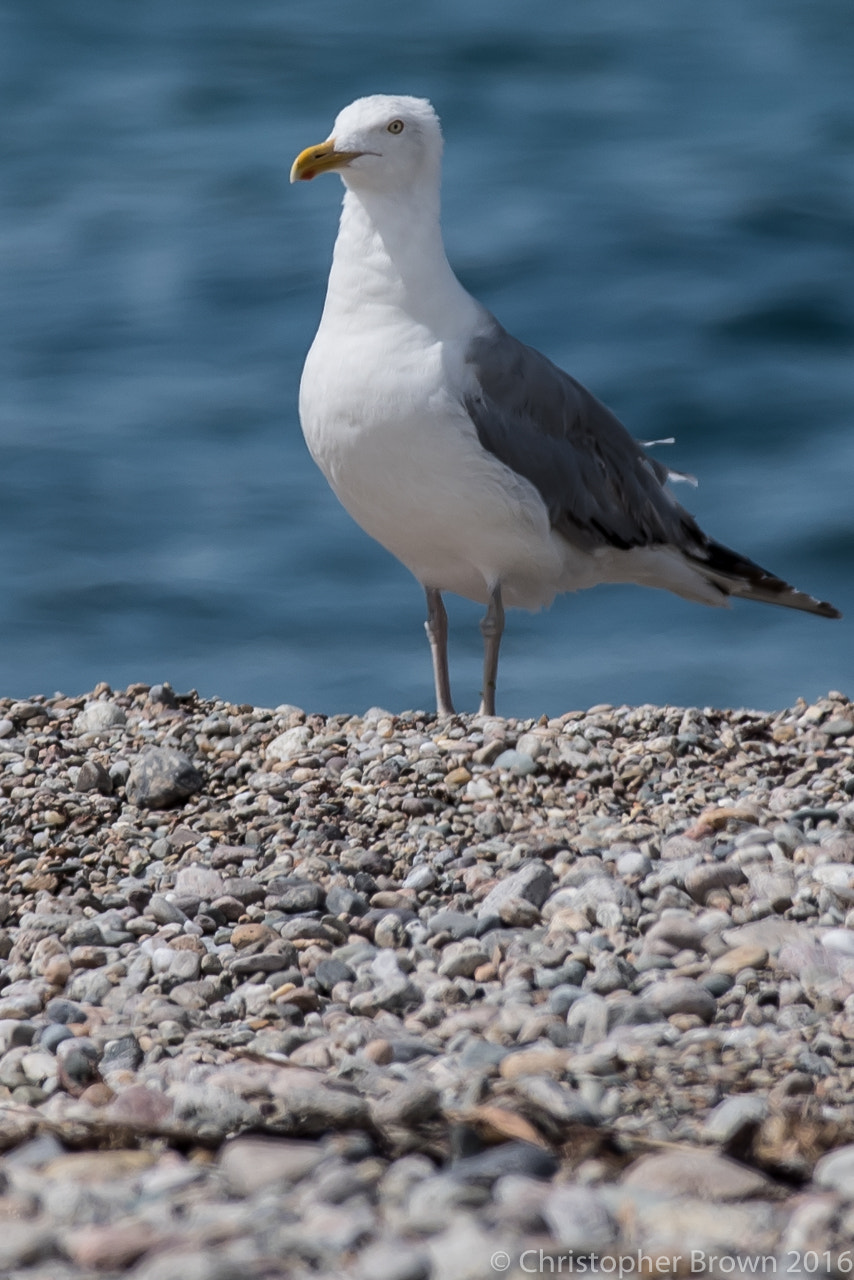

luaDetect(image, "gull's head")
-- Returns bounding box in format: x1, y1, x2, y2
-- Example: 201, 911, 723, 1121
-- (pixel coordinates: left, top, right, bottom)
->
290, 94, 443, 192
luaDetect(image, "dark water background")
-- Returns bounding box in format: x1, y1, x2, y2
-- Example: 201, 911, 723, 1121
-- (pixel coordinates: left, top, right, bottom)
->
1, 0, 852, 716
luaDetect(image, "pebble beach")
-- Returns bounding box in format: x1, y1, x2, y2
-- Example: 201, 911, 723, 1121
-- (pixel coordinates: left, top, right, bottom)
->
2, 682, 854, 1279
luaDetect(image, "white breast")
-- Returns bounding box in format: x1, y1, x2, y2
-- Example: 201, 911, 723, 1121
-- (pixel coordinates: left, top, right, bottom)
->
299, 314, 578, 607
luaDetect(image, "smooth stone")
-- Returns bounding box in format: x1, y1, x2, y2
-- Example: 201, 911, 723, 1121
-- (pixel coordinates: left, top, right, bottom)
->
542, 1184, 617, 1247
437, 940, 490, 979
703, 1094, 768, 1144
813, 1144, 854, 1198
219, 1135, 326, 1194
452, 1142, 558, 1184
63, 1222, 154, 1272
457, 1039, 509, 1070
712, 944, 770, 976
499, 1046, 570, 1082
403, 865, 436, 891
40, 1024, 74, 1052
147, 894, 187, 925
62, 919, 105, 947
702, 972, 734, 997
616, 851, 652, 877
45, 998, 86, 1025
721, 918, 811, 955
270, 880, 326, 913
822, 929, 854, 958
426, 909, 478, 940
373, 1082, 441, 1128
493, 749, 537, 775
536, 962, 586, 990
644, 911, 705, 951
684, 862, 747, 901
646, 977, 716, 1023
315, 957, 356, 992
355, 1239, 430, 1280
546, 984, 586, 1015
405, 1175, 490, 1233
174, 865, 225, 899
622, 1149, 772, 1200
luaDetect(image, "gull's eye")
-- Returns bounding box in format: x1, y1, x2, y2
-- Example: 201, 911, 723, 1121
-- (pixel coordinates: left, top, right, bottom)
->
387, 119, 404, 134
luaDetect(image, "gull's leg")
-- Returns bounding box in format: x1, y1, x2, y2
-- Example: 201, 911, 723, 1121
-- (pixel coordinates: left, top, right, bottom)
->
478, 584, 505, 717
424, 587, 455, 717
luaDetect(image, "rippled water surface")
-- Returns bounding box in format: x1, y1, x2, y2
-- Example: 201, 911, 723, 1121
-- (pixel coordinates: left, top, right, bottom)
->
2, 1, 852, 715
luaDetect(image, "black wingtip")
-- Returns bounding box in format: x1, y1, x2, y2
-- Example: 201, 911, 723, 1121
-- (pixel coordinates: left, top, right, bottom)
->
689, 536, 842, 621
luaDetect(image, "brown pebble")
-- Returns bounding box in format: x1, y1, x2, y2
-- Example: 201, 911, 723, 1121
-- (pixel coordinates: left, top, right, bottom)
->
498, 897, 541, 927
42, 955, 73, 987
371, 890, 414, 909
231, 922, 276, 949
363, 1039, 394, 1065
712, 944, 770, 976
169, 934, 206, 953
274, 986, 319, 1012
78, 1082, 115, 1108
70, 946, 108, 969
499, 1047, 570, 1082
64, 1221, 154, 1271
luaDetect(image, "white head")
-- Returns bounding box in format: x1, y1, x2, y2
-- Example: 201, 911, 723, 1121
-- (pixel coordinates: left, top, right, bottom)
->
290, 94, 443, 193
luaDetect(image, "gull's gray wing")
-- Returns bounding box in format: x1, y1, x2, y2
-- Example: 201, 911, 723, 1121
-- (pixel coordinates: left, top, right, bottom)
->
463, 314, 694, 553
462, 314, 840, 618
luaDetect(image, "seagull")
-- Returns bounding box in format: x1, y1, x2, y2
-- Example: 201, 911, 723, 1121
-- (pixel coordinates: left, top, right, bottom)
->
291, 94, 839, 717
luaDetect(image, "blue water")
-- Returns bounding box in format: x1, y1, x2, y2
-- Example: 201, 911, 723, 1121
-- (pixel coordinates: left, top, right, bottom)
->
1, 1, 852, 716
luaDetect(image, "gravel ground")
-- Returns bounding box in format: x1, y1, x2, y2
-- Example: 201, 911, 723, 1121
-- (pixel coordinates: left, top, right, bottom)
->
2, 682, 854, 1279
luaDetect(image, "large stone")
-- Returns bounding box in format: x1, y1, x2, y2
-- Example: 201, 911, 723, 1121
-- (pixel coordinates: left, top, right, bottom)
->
646, 977, 716, 1023
125, 749, 203, 809
74, 701, 127, 734
813, 1143, 854, 1198
219, 1135, 326, 1194
477, 860, 554, 919
622, 1150, 772, 1200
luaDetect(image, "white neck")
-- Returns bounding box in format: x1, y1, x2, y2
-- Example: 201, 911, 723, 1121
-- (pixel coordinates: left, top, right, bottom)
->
321, 178, 476, 336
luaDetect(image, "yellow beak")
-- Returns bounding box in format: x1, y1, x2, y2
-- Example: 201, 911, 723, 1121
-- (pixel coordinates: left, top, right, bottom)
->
290, 139, 364, 183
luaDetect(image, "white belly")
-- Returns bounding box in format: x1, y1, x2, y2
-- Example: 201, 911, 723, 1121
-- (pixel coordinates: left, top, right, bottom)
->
299, 320, 606, 609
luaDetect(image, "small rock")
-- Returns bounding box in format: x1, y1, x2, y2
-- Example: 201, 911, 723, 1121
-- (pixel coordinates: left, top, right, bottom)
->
813, 1144, 854, 1198
712, 944, 770, 976
438, 939, 490, 979
499, 1047, 570, 1082
326, 885, 370, 917
74, 759, 113, 794
266, 725, 312, 762
542, 1184, 617, 1247
220, 1134, 327, 1194
63, 1221, 154, 1271
646, 977, 716, 1023
704, 1095, 768, 1144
